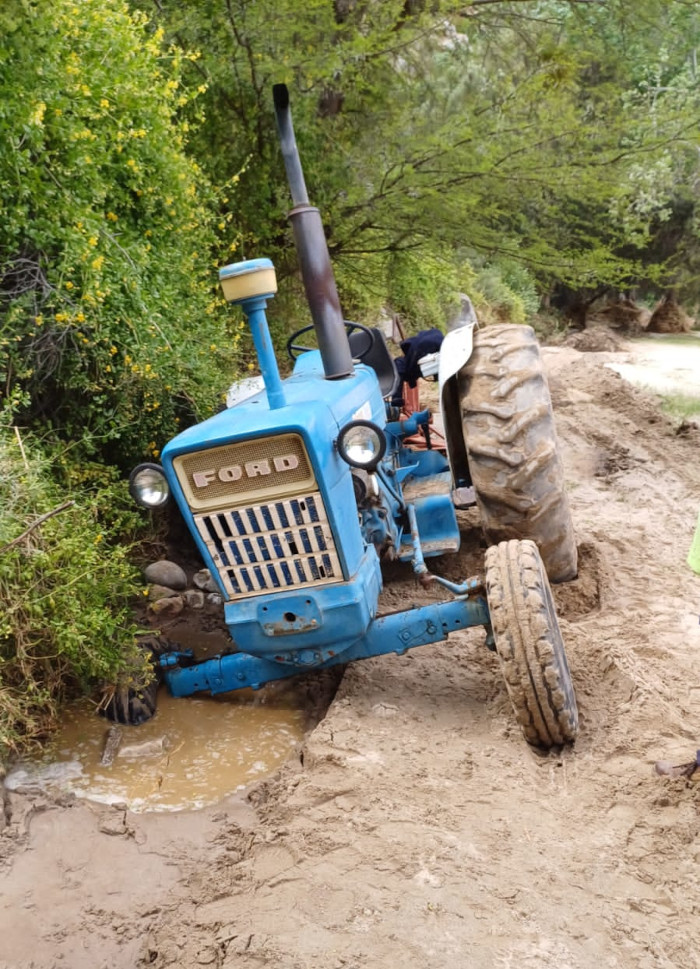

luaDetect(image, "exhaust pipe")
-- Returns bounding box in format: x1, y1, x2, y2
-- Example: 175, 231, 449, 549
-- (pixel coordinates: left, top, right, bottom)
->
273, 84, 354, 380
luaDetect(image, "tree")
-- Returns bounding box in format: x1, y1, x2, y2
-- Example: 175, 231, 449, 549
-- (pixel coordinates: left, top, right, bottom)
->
133, 0, 700, 327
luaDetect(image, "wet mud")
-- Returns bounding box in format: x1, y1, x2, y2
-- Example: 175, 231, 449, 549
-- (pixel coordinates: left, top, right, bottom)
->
2, 334, 700, 969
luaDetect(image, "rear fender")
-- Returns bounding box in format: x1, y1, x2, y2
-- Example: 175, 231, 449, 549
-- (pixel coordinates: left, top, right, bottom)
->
438, 322, 475, 486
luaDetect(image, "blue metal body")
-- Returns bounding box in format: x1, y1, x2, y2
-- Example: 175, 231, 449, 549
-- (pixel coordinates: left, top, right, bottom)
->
157, 282, 490, 697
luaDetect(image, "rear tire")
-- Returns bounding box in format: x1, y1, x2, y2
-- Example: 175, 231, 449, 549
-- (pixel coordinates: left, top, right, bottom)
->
485, 539, 578, 748
458, 324, 577, 582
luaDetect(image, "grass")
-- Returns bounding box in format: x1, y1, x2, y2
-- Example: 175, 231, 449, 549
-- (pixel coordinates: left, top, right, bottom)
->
633, 331, 700, 346
658, 391, 700, 423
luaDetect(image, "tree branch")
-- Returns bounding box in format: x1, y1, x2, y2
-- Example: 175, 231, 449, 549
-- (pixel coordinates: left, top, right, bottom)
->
1, 501, 76, 554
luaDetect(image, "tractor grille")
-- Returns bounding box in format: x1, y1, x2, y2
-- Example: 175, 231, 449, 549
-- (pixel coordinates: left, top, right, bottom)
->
193, 492, 342, 600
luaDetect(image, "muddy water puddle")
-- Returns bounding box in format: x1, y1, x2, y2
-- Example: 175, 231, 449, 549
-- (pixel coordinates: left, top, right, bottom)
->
5, 686, 307, 812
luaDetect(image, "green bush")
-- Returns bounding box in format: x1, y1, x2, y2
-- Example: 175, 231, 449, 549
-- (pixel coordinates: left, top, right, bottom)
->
0, 418, 143, 754
385, 250, 466, 332
0, 0, 239, 468
472, 261, 539, 325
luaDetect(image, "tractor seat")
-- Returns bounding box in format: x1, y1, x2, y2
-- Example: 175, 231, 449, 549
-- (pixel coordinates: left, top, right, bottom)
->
348, 326, 401, 400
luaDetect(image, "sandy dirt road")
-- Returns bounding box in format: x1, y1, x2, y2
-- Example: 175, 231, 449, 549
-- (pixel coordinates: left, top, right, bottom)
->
2, 336, 700, 969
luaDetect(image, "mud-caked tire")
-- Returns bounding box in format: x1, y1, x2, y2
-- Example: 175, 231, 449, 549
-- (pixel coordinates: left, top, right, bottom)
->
100, 679, 158, 726
98, 636, 167, 726
485, 539, 578, 748
458, 324, 577, 582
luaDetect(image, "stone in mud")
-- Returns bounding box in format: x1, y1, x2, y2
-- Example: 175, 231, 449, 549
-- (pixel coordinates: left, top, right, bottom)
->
98, 812, 128, 836
147, 583, 179, 601
118, 736, 168, 760
184, 588, 205, 610
100, 725, 123, 767
144, 560, 187, 590
193, 568, 220, 594
206, 592, 223, 606
149, 595, 184, 618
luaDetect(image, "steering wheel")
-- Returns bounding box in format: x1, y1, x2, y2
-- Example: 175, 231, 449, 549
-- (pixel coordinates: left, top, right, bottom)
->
286, 321, 374, 362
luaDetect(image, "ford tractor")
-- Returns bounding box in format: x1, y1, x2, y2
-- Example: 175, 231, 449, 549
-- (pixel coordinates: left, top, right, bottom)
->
115, 85, 579, 749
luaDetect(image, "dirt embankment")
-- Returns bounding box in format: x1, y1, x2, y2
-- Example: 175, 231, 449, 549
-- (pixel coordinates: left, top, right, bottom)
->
2, 343, 700, 969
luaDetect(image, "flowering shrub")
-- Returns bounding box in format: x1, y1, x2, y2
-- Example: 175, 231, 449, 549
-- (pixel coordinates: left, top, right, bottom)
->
0, 420, 144, 752
0, 0, 239, 467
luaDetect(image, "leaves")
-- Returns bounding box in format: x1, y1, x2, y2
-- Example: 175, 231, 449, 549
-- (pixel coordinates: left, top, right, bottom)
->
0, 0, 239, 466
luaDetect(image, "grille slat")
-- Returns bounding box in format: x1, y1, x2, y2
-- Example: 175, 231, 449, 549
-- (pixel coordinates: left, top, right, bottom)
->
194, 491, 341, 600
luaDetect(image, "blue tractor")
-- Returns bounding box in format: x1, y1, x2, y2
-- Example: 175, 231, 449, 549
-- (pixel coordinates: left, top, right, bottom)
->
117, 86, 578, 749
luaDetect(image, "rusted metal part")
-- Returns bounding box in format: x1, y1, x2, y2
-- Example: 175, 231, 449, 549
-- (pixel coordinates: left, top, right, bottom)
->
400, 384, 447, 453
288, 205, 354, 379
273, 83, 354, 380
263, 615, 319, 637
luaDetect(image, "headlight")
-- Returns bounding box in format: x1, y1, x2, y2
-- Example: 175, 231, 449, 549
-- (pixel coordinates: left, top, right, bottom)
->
129, 463, 170, 509
336, 421, 386, 471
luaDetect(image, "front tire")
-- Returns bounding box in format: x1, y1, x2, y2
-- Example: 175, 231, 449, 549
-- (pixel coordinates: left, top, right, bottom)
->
485, 539, 578, 748
99, 637, 166, 726
458, 324, 577, 582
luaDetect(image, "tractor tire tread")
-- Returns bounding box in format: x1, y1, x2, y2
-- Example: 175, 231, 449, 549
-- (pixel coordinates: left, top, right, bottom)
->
458, 324, 577, 582
485, 539, 578, 748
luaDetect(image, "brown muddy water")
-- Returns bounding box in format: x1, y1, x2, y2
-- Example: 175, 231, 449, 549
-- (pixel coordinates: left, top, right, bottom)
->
4, 685, 307, 812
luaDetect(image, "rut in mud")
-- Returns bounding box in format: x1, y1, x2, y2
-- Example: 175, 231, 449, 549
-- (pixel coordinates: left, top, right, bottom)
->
2, 342, 700, 969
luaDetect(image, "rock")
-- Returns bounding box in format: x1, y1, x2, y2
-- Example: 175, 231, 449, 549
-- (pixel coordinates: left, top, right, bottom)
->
148, 595, 184, 618
98, 812, 128, 837
184, 588, 205, 609
144, 560, 187, 590
206, 592, 223, 606
118, 736, 168, 760
147, 583, 179, 601
100, 725, 123, 767
193, 568, 220, 593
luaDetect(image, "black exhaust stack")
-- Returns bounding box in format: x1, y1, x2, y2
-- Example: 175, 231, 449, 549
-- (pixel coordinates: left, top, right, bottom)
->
273, 84, 354, 380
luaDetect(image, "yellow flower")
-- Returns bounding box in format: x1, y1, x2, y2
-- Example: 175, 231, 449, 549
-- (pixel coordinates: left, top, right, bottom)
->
99, 98, 109, 109
29, 102, 46, 126
109, 345, 117, 355
91, 255, 105, 271
54, 312, 68, 323
75, 312, 85, 323
106, 211, 118, 222
88, 235, 98, 247
65, 281, 74, 290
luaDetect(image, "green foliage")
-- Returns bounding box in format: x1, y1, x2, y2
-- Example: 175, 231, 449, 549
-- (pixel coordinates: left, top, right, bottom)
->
0, 0, 239, 466
134, 0, 700, 331
0, 420, 144, 753
470, 260, 540, 326
658, 390, 700, 425
385, 251, 464, 332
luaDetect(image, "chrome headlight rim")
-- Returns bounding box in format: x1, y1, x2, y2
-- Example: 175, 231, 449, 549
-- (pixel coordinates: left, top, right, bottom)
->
336, 420, 387, 472
129, 462, 171, 509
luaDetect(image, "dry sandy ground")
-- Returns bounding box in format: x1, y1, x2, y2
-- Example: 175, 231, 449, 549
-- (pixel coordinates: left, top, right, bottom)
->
2, 336, 700, 969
